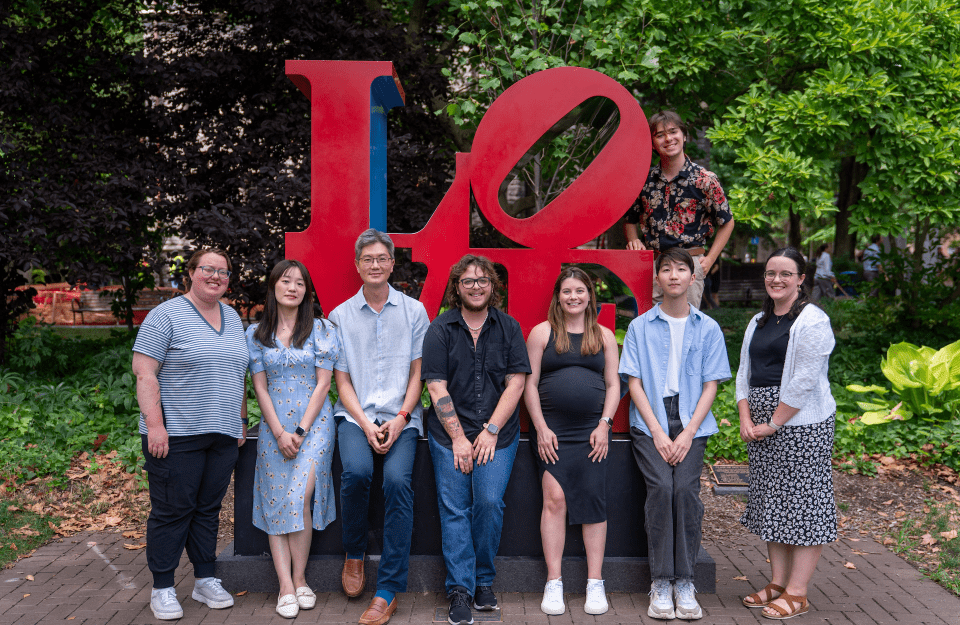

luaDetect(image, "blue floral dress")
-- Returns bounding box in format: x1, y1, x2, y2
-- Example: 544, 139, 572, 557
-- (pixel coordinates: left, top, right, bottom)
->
246, 318, 339, 534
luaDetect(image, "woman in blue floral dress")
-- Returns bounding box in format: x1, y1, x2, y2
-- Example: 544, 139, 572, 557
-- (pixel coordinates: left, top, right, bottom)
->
247, 260, 339, 619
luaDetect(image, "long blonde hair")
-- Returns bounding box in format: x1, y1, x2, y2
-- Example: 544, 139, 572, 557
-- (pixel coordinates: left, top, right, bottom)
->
547, 267, 603, 355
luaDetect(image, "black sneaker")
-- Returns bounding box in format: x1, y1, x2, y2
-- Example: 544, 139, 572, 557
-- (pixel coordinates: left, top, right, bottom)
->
473, 585, 497, 611
448, 586, 474, 625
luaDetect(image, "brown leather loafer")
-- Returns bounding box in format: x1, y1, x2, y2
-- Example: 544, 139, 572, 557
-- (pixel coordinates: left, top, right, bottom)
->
358, 596, 397, 625
342, 556, 366, 597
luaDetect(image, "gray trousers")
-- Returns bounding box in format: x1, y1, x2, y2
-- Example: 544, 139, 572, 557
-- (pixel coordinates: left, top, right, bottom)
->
630, 395, 707, 582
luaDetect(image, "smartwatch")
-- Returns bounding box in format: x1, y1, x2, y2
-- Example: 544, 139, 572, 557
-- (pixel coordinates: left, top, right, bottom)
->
295, 425, 306, 437
483, 422, 499, 435
767, 420, 781, 431
600, 416, 613, 427
398, 410, 411, 423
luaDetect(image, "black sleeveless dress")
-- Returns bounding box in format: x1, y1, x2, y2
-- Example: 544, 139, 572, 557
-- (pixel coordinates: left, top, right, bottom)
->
535, 331, 608, 525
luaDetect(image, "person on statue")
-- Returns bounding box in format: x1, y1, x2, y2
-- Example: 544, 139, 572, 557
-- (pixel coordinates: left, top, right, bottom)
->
624, 110, 735, 309
524, 267, 620, 616
619, 247, 731, 621
328, 229, 430, 625
132, 247, 248, 621
246, 259, 339, 618
422, 255, 531, 625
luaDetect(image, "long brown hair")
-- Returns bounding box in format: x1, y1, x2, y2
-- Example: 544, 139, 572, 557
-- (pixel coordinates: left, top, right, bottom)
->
442, 254, 504, 310
253, 260, 322, 349
547, 266, 603, 356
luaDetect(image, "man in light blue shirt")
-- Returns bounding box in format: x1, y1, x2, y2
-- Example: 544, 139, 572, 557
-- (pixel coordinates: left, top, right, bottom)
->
618, 247, 730, 621
328, 229, 429, 625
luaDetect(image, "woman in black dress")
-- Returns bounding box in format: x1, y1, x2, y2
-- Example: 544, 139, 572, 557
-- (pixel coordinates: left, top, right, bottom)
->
524, 267, 620, 616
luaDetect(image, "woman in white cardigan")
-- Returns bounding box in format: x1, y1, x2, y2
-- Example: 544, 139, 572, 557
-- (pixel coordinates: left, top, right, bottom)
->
736, 247, 837, 621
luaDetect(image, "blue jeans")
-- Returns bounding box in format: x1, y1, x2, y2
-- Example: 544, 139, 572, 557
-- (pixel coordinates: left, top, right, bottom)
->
428, 434, 519, 593
337, 420, 417, 593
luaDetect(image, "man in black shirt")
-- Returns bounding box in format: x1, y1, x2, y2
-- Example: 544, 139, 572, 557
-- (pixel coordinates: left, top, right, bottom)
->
422, 254, 530, 625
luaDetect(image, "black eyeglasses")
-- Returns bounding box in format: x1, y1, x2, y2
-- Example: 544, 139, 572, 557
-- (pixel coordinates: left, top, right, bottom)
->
459, 277, 491, 288
198, 266, 232, 278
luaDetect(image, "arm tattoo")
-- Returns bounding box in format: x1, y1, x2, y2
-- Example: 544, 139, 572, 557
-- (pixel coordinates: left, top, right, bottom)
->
426, 378, 444, 386
504, 373, 516, 384
436, 395, 463, 438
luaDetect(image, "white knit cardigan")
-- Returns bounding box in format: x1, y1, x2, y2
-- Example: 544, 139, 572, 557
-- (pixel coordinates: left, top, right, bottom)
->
735, 303, 837, 426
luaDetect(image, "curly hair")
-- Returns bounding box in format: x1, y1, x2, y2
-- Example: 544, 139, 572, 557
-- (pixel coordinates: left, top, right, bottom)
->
442, 255, 504, 310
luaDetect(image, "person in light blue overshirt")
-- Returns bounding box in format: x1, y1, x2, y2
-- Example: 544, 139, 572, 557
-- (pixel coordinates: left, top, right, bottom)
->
619, 247, 731, 622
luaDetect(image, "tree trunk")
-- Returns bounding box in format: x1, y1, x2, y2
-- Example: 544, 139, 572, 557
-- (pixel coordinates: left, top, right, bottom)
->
835, 156, 868, 259
787, 202, 802, 250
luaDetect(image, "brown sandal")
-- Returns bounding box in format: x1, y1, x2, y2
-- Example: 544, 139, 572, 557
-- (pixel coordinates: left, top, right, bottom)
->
742, 583, 785, 608
761, 593, 809, 620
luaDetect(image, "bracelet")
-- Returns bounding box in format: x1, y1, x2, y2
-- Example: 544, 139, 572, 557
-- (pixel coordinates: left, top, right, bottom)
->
241, 417, 249, 425
767, 419, 781, 431
398, 410, 411, 423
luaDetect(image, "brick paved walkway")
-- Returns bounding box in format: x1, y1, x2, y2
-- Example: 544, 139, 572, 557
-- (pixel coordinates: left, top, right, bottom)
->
2, 532, 957, 624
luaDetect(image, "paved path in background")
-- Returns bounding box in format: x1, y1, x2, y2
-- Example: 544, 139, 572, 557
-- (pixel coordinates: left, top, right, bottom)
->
1, 532, 957, 624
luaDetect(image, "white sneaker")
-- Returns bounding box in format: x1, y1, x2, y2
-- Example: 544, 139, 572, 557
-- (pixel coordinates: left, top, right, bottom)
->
540, 578, 565, 615
192, 577, 234, 609
150, 587, 184, 620
584, 579, 608, 615
648, 579, 675, 620
674, 580, 702, 620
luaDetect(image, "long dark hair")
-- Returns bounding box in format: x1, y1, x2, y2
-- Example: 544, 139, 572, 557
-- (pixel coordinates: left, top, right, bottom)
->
442, 254, 504, 310
253, 260, 320, 349
758, 247, 810, 328
547, 266, 603, 355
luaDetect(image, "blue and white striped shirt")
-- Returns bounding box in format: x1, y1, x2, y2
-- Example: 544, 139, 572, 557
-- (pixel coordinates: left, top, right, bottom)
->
133, 296, 248, 438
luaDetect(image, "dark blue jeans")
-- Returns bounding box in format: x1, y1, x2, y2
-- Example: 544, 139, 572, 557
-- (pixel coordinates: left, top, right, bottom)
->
141, 433, 238, 588
630, 394, 708, 582
337, 420, 417, 594
428, 433, 519, 593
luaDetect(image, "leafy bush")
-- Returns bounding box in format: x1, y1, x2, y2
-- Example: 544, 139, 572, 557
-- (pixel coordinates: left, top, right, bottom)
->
847, 340, 960, 424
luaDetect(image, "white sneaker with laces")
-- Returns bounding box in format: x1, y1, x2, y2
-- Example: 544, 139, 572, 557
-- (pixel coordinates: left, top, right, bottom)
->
192, 577, 235, 609
540, 578, 565, 615
648, 579, 675, 620
584, 578, 608, 615
674, 579, 703, 620
150, 587, 184, 620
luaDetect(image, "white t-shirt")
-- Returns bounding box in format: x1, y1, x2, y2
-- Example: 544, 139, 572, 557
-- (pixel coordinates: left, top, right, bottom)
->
662, 311, 688, 397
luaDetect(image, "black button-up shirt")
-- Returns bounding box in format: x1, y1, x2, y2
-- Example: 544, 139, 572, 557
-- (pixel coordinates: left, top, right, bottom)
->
422, 307, 531, 449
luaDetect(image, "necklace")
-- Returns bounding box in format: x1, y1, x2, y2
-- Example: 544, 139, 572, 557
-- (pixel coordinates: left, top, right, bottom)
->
774, 312, 787, 324
466, 313, 488, 333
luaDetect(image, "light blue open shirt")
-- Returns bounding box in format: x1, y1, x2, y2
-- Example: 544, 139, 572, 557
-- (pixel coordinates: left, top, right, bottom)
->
328, 285, 430, 436
618, 303, 731, 438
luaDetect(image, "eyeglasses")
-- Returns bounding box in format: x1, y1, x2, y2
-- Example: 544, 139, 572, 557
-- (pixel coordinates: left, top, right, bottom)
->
459, 277, 491, 288
198, 266, 232, 279
763, 271, 798, 281
359, 255, 394, 267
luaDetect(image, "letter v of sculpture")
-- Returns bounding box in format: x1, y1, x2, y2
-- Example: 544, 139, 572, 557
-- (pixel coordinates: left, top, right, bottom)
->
285, 61, 653, 430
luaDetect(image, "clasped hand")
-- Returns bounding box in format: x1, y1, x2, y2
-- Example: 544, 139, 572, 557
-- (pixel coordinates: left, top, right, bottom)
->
277, 430, 302, 458
653, 430, 693, 466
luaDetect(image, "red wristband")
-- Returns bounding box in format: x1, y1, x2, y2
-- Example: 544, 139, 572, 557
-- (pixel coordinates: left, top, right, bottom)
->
398, 410, 411, 423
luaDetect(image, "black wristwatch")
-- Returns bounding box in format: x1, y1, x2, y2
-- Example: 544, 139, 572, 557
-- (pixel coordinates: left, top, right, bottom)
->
294, 426, 306, 437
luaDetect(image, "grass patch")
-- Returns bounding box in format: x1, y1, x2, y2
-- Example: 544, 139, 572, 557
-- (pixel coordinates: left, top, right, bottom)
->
0, 503, 58, 568
886, 501, 960, 596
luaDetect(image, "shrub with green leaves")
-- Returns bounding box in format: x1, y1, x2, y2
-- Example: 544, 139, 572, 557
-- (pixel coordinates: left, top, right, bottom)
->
848, 340, 960, 424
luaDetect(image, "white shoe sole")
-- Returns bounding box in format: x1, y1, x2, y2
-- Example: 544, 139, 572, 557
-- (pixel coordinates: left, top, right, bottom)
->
648, 604, 676, 620
541, 601, 565, 615
150, 605, 183, 620
676, 605, 703, 620
585, 600, 609, 615
192, 589, 234, 609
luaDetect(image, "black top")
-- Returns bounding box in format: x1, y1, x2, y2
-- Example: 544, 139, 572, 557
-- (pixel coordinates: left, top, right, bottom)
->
422, 307, 532, 449
538, 332, 606, 441
748, 313, 798, 387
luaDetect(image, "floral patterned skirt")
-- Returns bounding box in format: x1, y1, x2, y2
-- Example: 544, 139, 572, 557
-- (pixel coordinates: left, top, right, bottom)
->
739, 386, 837, 546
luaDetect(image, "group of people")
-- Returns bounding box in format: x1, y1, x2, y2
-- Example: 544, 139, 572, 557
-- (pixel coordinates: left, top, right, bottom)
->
132, 110, 838, 624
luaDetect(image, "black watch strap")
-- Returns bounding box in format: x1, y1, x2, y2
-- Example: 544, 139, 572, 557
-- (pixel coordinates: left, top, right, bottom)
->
295, 426, 306, 437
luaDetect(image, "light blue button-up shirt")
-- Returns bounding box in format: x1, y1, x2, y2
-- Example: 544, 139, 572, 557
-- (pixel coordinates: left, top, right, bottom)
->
328, 285, 430, 435
618, 303, 731, 438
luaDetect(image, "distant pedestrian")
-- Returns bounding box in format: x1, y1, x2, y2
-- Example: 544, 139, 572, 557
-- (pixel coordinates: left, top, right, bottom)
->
812, 244, 838, 301
862, 235, 881, 283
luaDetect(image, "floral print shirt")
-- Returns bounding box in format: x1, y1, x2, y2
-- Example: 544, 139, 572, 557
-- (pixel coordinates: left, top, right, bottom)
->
625, 156, 732, 251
